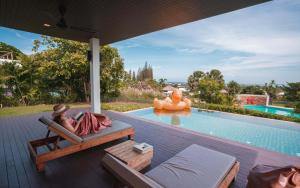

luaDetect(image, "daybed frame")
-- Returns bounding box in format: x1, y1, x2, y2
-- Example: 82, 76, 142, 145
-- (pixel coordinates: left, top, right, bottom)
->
28, 115, 135, 172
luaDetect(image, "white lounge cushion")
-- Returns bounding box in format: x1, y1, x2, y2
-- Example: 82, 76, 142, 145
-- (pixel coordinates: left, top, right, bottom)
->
145, 144, 236, 188
82, 120, 132, 142
39, 118, 133, 143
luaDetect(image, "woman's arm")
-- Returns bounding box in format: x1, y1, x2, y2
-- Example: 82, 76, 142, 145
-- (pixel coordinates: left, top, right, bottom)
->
73, 118, 83, 132
61, 118, 83, 133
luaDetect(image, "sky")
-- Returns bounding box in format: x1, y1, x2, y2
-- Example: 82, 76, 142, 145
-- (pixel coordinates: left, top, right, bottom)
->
1, 0, 300, 84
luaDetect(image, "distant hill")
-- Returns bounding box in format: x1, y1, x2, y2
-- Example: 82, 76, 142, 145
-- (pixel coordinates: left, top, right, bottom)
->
0, 42, 23, 59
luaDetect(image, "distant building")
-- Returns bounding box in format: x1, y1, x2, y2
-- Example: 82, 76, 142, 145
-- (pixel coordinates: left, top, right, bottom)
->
0, 84, 13, 97
178, 87, 187, 92
0, 51, 20, 64
220, 89, 228, 94
236, 94, 269, 106
276, 91, 285, 99
162, 85, 175, 95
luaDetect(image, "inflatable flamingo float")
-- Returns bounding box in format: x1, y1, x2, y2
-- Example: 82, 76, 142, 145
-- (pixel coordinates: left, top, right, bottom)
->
153, 89, 192, 111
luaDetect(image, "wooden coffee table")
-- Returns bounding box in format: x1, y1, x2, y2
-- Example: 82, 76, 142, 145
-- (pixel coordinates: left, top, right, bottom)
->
104, 140, 153, 171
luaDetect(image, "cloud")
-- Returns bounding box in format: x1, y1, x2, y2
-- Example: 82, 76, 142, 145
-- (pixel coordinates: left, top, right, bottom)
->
113, 42, 141, 50
153, 2, 300, 62
15, 32, 27, 40
113, 0, 300, 83
152, 1, 300, 56
218, 55, 300, 72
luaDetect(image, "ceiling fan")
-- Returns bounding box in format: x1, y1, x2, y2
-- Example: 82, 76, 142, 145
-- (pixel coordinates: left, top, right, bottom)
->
42, 5, 97, 34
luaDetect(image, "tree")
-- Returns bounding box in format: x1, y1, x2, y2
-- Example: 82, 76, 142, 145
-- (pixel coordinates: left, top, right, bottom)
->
283, 82, 300, 102
158, 78, 167, 87
136, 68, 141, 81
187, 69, 225, 104
187, 71, 205, 91
128, 70, 132, 80
0, 59, 37, 105
198, 77, 225, 104
132, 71, 136, 81
241, 85, 264, 95
0, 43, 42, 105
100, 46, 125, 100
32, 36, 125, 103
264, 80, 277, 104
283, 82, 300, 113
1, 37, 127, 106
33, 36, 90, 102
201, 69, 225, 102
136, 62, 153, 81
227, 81, 241, 96
207, 69, 223, 82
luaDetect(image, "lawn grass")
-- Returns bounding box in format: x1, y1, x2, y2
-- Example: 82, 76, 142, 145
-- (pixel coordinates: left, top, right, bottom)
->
101, 102, 151, 112
0, 102, 151, 117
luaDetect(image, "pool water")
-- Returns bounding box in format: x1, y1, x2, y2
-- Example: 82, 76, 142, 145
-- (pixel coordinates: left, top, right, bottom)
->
244, 105, 300, 118
129, 108, 300, 157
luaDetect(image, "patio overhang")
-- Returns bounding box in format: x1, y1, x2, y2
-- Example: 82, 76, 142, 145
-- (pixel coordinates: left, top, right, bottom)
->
0, 0, 269, 44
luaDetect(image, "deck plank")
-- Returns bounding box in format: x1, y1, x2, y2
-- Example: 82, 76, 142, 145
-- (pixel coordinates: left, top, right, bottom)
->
0, 119, 9, 188
0, 108, 299, 188
2, 118, 20, 188
6, 119, 30, 188
11, 116, 47, 188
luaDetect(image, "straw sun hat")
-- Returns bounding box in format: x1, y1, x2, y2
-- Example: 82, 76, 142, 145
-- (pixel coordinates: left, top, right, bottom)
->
52, 104, 70, 117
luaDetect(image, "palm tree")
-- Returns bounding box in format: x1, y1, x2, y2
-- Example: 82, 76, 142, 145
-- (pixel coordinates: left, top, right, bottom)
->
158, 78, 167, 87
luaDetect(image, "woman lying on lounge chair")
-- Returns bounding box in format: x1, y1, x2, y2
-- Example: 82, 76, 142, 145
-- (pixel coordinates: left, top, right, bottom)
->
52, 104, 112, 136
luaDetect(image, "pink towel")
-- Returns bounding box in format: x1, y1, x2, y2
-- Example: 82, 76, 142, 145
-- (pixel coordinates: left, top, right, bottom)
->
75, 112, 112, 136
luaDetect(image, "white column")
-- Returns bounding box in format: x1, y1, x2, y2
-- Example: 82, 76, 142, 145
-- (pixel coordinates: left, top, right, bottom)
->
266, 94, 270, 106
89, 38, 101, 113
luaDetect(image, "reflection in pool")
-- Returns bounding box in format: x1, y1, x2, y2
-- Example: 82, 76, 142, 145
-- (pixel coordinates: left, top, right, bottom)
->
153, 110, 191, 126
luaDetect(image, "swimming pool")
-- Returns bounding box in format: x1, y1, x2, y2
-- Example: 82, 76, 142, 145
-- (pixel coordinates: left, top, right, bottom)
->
244, 105, 300, 118
129, 108, 300, 157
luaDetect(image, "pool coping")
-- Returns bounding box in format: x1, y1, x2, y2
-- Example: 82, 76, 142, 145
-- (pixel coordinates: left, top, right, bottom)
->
199, 108, 300, 125
125, 107, 300, 125
244, 104, 294, 110
107, 109, 300, 160
243, 105, 299, 119
267, 105, 294, 110
123, 107, 153, 113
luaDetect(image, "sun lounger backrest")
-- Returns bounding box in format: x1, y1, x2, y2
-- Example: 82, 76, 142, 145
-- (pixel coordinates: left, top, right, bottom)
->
102, 154, 163, 188
39, 116, 83, 143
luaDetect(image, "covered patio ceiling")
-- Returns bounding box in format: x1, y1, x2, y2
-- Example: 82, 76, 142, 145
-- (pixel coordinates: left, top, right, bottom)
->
0, 0, 269, 44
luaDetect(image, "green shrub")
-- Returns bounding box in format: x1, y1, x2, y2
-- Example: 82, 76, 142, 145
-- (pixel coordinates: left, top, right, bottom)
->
295, 102, 300, 113
0, 96, 19, 107
195, 103, 300, 123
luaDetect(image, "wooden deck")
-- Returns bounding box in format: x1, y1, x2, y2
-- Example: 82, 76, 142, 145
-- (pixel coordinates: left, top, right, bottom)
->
0, 108, 300, 188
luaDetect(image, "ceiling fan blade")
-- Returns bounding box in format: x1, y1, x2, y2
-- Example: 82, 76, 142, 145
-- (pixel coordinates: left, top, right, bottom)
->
56, 18, 68, 29
58, 5, 66, 16
41, 11, 58, 23
41, 5, 97, 34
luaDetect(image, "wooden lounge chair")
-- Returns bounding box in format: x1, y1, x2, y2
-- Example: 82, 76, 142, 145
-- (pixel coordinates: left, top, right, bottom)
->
28, 115, 135, 172
102, 144, 240, 188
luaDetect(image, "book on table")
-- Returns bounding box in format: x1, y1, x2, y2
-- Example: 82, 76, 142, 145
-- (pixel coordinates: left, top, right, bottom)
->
133, 143, 153, 154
